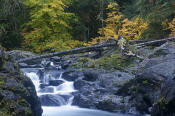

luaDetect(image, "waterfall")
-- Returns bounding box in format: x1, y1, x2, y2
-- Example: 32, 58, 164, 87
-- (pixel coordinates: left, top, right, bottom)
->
21, 61, 133, 116
23, 70, 76, 107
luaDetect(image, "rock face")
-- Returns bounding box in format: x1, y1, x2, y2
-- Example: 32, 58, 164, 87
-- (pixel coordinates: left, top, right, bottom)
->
117, 42, 175, 115
71, 42, 175, 115
0, 48, 42, 116
8, 42, 175, 116
72, 69, 134, 112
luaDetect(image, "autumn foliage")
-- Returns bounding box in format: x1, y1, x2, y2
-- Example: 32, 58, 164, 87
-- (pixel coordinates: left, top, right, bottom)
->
169, 17, 175, 37
88, 2, 148, 46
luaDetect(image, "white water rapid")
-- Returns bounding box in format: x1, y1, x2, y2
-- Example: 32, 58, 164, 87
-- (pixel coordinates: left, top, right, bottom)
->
21, 62, 133, 116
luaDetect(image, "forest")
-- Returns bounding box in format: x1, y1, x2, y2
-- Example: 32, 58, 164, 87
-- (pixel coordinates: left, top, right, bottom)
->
0, 0, 175, 53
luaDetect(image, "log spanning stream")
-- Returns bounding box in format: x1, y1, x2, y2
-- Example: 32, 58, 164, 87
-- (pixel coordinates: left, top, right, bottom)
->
20, 60, 133, 116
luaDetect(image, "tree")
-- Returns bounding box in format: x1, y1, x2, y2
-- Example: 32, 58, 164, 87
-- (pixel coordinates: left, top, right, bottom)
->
68, 0, 109, 42
88, 2, 122, 45
0, 0, 26, 49
123, 0, 175, 22
23, 0, 83, 53
118, 17, 148, 40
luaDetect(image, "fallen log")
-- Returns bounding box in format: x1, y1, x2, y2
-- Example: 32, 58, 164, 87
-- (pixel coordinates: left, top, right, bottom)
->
129, 40, 149, 44
134, 36, 175, 48
17, 36, 175, 63
17, 42, 117, 63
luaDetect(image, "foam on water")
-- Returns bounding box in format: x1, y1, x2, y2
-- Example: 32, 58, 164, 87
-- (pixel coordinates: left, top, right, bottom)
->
22, 61, 134, 116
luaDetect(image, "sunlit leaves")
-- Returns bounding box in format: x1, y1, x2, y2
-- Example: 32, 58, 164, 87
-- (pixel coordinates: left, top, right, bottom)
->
118, 18, 148, 40
168, 18, 175, 37
23, 0, 83, 53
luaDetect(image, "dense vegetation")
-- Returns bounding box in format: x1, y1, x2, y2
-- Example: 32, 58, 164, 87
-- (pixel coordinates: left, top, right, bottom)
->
0, 0, 175, 53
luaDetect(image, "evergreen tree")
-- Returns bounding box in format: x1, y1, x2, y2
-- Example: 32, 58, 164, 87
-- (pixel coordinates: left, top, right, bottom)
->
0, 0, 26, 49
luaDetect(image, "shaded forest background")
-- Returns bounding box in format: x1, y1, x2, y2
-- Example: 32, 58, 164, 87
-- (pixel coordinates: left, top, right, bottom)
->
0, 0, 175, 53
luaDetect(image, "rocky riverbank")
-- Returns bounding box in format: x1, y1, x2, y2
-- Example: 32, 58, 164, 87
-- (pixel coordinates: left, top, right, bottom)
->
15, 41, 175, 116
25, 41, 175, 116
0, 49, 42, 116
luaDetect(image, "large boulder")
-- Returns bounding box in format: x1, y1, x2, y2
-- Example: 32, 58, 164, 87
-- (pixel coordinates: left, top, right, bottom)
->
117, 42, 175, 115
72, 70, 134, 112
62, 71, 81, 81
0, 49, 42, 116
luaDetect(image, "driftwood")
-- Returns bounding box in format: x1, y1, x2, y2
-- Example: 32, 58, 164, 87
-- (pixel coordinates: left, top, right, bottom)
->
17, 42, 117, 63
134, 36, 175, 48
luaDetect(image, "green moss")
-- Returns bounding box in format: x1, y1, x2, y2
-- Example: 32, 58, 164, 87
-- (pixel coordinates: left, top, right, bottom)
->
0, 99, 11, 116
0, 111, 9, 116
71, 57, 91, 69
24, 109, 33, 116
72, 53, 136, 71
0, 76, 6, 87
142, 80, 148, 85
18, 98, 28, 107
155, 97, 168, 111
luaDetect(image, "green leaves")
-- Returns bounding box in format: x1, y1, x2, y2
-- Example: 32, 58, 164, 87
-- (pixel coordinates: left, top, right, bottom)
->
23, 0, 83, 53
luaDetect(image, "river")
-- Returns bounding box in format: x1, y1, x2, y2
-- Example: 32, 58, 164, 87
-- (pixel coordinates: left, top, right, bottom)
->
21, 62, 134, 116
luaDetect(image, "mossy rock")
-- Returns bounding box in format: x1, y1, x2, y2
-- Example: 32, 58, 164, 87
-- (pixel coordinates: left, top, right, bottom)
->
72, 53, 136, 72
152, 97, 175, 116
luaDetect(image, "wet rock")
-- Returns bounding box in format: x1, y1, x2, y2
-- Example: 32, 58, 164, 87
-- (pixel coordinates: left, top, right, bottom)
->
151, 79, 175, 116
18, 63, 28, 68
98, 71, 134, 92
61, 60, 71, 69
83, 70, 99, 82
40, 84, 49, 89
40, 94, 66, 106
49, 80, 64, 86
117, 47, 175, 115
62, 71, 79, 81
41, 60, 56, 70
39, 87, 54, 93
73, 94, 96, 108
50, 56, 61, 62
2, 61, 16, 73
73, 70, 134, 111
37, 69, 44, 80
0, 71, 42, 116
74, 79, 91, 90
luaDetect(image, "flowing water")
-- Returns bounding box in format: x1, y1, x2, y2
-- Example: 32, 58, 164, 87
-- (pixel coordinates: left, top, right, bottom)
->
21, 62, 133, 116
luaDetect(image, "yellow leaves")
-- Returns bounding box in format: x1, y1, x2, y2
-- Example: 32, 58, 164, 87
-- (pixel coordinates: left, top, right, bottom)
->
87, 2, 122, 46
161, 19, 169, 30
118, 17, 148, 40
107, 2, 119, 11
168, 18, 175, 36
